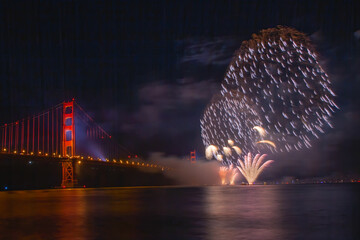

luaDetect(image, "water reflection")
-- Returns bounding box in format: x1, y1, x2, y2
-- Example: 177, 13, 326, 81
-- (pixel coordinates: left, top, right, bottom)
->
205, 186, 284, 240
0, 185, 358, 240
55, 189, 88, 240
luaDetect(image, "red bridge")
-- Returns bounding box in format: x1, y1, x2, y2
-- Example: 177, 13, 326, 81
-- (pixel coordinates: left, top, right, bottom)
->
0, 100, 168, 187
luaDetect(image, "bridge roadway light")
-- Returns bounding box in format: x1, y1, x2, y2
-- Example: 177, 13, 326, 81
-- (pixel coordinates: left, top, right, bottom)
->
3, 148, 6, 151
78, 161, 81, 164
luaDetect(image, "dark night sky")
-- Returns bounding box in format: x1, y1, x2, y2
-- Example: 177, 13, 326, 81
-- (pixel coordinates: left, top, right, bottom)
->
1, 0, 360, 177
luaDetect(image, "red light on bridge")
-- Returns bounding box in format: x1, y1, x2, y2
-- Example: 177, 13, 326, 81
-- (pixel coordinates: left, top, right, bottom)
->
128, 155, 131, 158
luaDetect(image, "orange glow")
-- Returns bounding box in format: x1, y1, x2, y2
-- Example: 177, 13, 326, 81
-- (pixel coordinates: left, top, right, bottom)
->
219, 167, 228, 185
256, 140, 276, 148
253, 126, 266, 137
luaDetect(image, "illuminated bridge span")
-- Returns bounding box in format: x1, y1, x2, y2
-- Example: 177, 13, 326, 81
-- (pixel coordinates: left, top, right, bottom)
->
0, 100, 168, 187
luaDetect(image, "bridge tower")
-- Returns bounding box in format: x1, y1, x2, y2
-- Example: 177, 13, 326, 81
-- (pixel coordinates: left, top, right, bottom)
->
61, 100, 75, 187
190, 150, 196, 163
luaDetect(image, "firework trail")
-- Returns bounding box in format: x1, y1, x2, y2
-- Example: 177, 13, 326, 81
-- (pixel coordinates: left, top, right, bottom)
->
237, 153, 273, 184
220, 26, 337, 152
229, 164, 239, 185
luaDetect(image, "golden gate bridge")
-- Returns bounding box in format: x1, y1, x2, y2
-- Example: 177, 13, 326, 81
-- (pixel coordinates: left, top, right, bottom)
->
0, 99, 169, 187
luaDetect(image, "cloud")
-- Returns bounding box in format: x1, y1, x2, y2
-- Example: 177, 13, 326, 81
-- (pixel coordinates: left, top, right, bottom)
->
354, 30, 360, 40
179, 37, 240, 66
119, 79, 219, 139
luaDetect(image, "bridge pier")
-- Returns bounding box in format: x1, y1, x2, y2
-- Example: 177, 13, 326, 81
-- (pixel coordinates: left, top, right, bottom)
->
61, 160, 74, 188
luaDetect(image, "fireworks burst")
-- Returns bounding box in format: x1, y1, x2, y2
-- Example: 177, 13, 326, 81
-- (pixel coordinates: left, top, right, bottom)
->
237, 153, 273, 184
220, 26, 337, 152
201, 93, 263, 164
219, 166, 229, 185
229, 165, 239, 185
218, 164, 238, 185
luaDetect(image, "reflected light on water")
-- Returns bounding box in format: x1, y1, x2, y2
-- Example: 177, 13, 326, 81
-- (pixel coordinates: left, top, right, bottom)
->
55, 190, 88, 240
205, 186, 284, 240
0, 185, 358, 239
